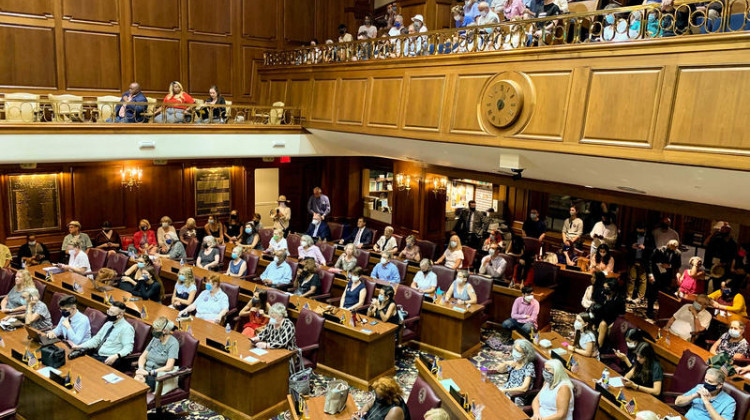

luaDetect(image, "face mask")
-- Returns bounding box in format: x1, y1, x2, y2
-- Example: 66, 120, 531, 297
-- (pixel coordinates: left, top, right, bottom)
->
524, 295, 533, 303
152, 331, 163, 339
106, 314, 118, 323
421, 267, 430, 273
203, 243, 209, 249
339, 29, 346, 34
378, 295, 385, 302
729, 329, 741, 338
302, 241, 309, 247
245, 227, 252, 234
626, 342, 636, 349
166, 238, 172, 245
68, 249, 76, 256
208, 219, 215, 224
480, 10, 488, 17
531, 213, 538, 220
381, 258, 388, 265
61, 309, 71, 318
270, 317, 278, 325
570, 211, 576, 217
231, 253, 239, 260
178, 274, 186, 282
205, 283, 213, 292
273, 234, 280, 240
512, 349, 523, 361
722, 289, 732, 298
395, 22, 402, 28
703, 382, 718, 392
162, 223, 169, 228
693, 302, 703, 311
28, 241, 36, 246
312, 219, 320, 226
450, 241, 457, 248
230, 215, 238, 220
605, 14, 614, 25
574, 320, 584, 330
488, 248, 496, 256
543, 370, 554, 385
454, 15, 461, 21
458, 276, 467, 283
351, 276, 360, 283
141, 226, 147, 231
274, 256, 280, 263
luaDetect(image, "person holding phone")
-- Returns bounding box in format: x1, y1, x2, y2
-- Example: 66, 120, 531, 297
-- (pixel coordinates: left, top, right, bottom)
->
621, 342, 663, 397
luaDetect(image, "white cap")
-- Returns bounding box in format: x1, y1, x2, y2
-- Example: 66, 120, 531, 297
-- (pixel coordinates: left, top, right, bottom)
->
412, 14, 424, 22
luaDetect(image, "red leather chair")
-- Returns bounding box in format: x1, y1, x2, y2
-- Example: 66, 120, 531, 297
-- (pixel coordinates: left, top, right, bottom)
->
86, 248, 108, 275
662, 349, 709, 404
147, 330, 199, 413
600, 316, 635, 373
394, 286, 423, 344
467, 274, 492, 323
216, 244, 227, 270
318, 242, 335, 266
266, 288, 290, 308
432, 264, 456, 293
0, 364, 23, 419
416, 239, 437, 261
498, 254, 517, 281
571, 377, 601, 420
240, 252, 260, 279
532, 261, 559, 288
356, 249, 371, 270
328, 222, 344, 241
32, 279, 47, 301
723, 381, 750, 420
286, 234, 301, 259
392, 234, 404, 252
461, 246, 477, 270
0, 268, 15, 297
184, 238, 200, 263
524, 237, 543, 258
48, 292, 67, 325
288, 260, 299, 284
367, 230, 379, 248
105, 253, 129, 276
84, 307, 107, 335
406, 376, 441, 419
295, 308, 325, 369
311, 269, 334, 301
391, 259, 408, 284
259, 228, 274, 249
123, 318, 152, 373
220, 283, 240, 325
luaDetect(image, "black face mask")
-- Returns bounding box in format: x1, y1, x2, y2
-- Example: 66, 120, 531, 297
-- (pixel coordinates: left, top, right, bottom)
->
230, 215, 238, 220
106, 314, 118, 323
203, 243, 209, 249
61, 309, 71, 318
703, 382, 719, 392
339, 29, 346, 34
140, 226, 147, 231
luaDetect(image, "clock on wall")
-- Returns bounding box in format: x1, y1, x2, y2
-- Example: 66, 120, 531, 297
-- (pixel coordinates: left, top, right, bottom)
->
480, 80, 524, 128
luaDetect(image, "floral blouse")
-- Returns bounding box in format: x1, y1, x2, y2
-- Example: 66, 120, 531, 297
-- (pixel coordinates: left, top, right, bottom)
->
716, 333, 749, 358
504, 361, 536, 405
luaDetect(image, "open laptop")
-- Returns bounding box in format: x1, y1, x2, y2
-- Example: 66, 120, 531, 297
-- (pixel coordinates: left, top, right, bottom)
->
25, 325, 60, 346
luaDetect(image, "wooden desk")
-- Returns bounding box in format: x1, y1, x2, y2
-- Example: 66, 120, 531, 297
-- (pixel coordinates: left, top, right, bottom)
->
520, 331, 685, 420
27, 265, 293, 420
286, 394, 359, 419
0, 314, 148, 420
416, 358, 528, 420
158, 257, 399, 389
490, 284, 554, 330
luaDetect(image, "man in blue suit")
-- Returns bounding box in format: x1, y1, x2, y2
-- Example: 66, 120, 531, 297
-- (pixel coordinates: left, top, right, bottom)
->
305, 214, 331, 242
113, 82, 147, 123
339, 217, 373, 248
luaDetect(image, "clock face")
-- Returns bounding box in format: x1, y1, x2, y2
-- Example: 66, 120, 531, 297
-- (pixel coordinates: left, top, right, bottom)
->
481, 80, 523, 128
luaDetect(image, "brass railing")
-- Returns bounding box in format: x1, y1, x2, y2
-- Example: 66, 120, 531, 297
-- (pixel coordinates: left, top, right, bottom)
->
264, 0, 750, 66
0, 99, 302, 125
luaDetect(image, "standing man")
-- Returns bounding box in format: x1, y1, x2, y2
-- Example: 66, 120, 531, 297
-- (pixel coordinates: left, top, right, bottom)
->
646, 239, 681, 319
307, 187, 331, 220
388, 14, 404, 36
561, 206, 583, 248
271, 195, 292, 236
589, 213, 618, 257
454, 200, 487, 249
61, 221, 93, 253
652, 217, 680, 249
522, 209, 547, 241
704, 222, 737, 293
626, 223, 654, 304
358, 16, 378, 39
113, 82, 147, 123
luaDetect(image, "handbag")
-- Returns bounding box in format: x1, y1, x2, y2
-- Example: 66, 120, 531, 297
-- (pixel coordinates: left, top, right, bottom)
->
707, 352, 737, 377
289, 348, 312, 397
323, 379, 349, 414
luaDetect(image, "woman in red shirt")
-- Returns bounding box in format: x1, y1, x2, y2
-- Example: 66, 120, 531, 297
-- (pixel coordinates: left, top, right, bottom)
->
133, 219, 158, 255
154, 81, 195, 123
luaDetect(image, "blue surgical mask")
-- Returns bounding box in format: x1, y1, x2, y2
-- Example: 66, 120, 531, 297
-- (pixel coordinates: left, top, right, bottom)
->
137, 262, 145, 269
512, 350, 523, 361
231, 253, 239, 260
574, 320, 584, 330
395, 22, 402, 28
269, 317, 278, 325
245, 227, 252, 234
166, 238, 173, 245
178, 274, 186, 282
378, 295, 385, 302
205, 283, 213, 291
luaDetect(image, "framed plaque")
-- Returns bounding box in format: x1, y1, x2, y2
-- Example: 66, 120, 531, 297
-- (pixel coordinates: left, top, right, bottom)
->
195, 167, 232, 216
7, 173, 61, 233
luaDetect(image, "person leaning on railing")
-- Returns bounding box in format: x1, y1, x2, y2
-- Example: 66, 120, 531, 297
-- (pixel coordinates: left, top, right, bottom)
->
154, 81, 195, 123
112, 82, 147, 123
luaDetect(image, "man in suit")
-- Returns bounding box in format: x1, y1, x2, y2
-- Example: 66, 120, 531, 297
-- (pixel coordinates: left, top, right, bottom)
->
305, 213, 331, 242
454, 200, 487, 249
113, 82, 147, 123
340, 217, 372, 248
646, 239, 682, 319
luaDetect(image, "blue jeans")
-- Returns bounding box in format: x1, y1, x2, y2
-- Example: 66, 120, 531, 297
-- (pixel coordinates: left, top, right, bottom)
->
502, 318, 534, 335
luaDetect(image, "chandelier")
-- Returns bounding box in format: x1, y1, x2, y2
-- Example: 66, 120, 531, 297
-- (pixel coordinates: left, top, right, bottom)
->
121, 168, 143, 190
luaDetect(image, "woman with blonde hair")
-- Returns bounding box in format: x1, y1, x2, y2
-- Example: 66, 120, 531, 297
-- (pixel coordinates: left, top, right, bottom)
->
1, 269, 37, 312
156, 216, 176, 253
171, 266, 197, 310
436, 234, 464, 269
154, 81, 195, 123
399, 235, 421, 262
532, 359, 574, 420
355, 376, 409, 419
226, 245, 247, 277
133, 219, 157, 255
334, 243, 359, 272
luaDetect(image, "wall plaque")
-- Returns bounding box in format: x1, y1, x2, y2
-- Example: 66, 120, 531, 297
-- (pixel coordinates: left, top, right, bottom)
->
8, 173, 61, 233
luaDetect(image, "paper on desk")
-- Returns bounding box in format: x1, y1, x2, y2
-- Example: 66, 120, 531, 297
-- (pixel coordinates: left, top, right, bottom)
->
452, 307, 467, 312
361, 329, 374, 334
440, 378, 460, 392
102, 373, 124, 384
607, 377, 624, 387
243, 355, 259, 363
38, 366, 61, 378
250, 348, 268, 356
551, 348, 567, 356
664, 417, 681, 420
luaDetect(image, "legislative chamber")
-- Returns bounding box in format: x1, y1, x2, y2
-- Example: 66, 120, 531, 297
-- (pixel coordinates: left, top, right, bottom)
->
0, 0, 749, 419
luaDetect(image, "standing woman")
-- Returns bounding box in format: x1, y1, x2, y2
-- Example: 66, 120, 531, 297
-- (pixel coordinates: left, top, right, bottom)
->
239, 290, 269, 338
204, 214, 225, 245
436, 235, 464, 269
154, 81, 195, 123
225, 210, 243, 244
197, 85, 227, 123
678, 257, 706, 295
531, 359, 574, 420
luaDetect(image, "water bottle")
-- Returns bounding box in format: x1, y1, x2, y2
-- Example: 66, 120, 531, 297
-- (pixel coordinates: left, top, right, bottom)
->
180, 257, 185, 267
601, 367, 610, 388
225, 323, 231, 334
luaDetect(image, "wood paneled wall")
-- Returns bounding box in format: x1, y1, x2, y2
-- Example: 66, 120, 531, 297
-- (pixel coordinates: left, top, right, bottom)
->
259, 35, 750, 171
0, 0, 369, 101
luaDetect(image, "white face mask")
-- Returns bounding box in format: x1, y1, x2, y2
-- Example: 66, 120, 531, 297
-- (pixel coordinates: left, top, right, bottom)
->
381, 258, 388, 265
273, 256, 280, 263
450, 241, 457, 248
68, 249, 76, 256
351, 276, 360, 283
574, 320, 584, 331
729, 329, 741, 339
523, 295, 533, 303
488, 248, 496, 256
480, 10, 488, 17
626, 342, 636, 349
162, 223, 169, 228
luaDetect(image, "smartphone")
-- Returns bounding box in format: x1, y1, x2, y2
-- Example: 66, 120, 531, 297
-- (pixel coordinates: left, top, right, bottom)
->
370, 321, 378, 326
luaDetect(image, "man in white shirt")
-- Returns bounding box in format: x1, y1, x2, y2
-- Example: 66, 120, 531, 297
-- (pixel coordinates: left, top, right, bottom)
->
652, 217, 680, 249
479, 244, 508, 279
476, 1, 500, 33
411, 14, 429, 55
562, 206, 584, 247
664, 295, 711, 341
60, 239, 91, 278
357, 16, 378, 39
589, 213, 618, 256
388, 15, 404, 37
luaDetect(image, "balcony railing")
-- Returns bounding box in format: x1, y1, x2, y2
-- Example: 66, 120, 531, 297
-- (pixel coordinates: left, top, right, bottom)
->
0, 98, 302, 126
264, 0, 750, 66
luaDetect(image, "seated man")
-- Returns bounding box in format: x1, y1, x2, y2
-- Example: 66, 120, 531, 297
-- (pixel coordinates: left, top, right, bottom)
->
113, 82, 147, 123
304, 213, 331, 242
371, 251, 401, 284
373, 226, 398, 253
340, 217, 373, 248
17, 233, 51, 267
73, 302, 134, 371
675, 368, 735, 420
664, 294, 711, 341
479, 243, 507, 279
46, 295, 91, 345
260, 250, 293, 287
411, 258, 437, 294
502, 286, 539, 335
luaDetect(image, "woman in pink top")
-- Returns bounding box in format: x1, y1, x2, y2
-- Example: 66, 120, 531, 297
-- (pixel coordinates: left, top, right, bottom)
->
678, 257, 706, 295
504, 0, 526, 20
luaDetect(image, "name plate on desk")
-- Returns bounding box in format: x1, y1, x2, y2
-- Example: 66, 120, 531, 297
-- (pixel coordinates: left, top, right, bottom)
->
34, 271, 48, 281
49, 371, 68, 387
11, 349, 25, 363
61, 282, 76, 292
124, 307, 141, 318
206, 338, 230, 353
239, 287, 254, 296
170, 267, 180, 274
91, 293, 105, 303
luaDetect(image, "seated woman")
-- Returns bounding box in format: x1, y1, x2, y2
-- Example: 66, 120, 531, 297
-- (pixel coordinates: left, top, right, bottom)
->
130, 266, 164, 302
709, 277, 747, 317
340, 267, 367, 311
589, 244, 615, 274
224, 210, 243, 244
119, 255, 154, 293
411, 258, 438, 294
154, 81, 195, 123
710, 319, 749, 360
21, 289, 53, 331
373, 226, 398, 253
196, 236, 221, 271
204, 214, 225, 245
239, 290, 269, 338
171, 267, 197, 310
581, 271, 606, 310
532, 359, 574, 420
436, 235, 464, 270
134, 316, 180, 392
132, 219, 157, 255
292, 258, 320, 298
678, 257, 706, 296
355, 377, 409, 420
178, 274, 229, 324
93, 220, 122, 255
367, 286, 399, 323
241, 222, 263, 251
60, 239, 91, 277
195, 85, 227, 123
587, 304, 609, 351
334, 243, 359, 273
226, 246, 248, 278
159, 232, 186, 261
1, 269, 37, 312
614, 328, 648, 372
179, 218, 198, 246
251, 302, 298, 351
297, 234, 326, 266
622, 342, 663, 397
398, 235, 421, 262
266, 228, 287, 253
498, 339, 537, 405
564, 312, 600, 358
156, 216, 177, 254
444, 270, 477, 305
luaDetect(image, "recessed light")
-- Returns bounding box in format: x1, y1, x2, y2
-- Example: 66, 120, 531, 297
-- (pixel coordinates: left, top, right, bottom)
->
616, 186, 647, 194
584, 185, 594, 189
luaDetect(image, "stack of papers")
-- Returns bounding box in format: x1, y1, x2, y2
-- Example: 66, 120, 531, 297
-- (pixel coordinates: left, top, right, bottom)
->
440, 378, 460, 392
607, 377, 624, 388
250, 348, 268, 356
38, 366, 61, 378
102, 373, 124, 384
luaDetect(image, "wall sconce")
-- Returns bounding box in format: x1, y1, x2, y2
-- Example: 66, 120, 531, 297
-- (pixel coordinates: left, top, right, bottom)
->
432, 177, 448, 197
121, 168, 143, 190
395, 173, 412, 192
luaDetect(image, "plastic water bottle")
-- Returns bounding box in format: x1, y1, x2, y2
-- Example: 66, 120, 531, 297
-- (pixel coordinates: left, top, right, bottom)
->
601, 367, 610, 388
180, 257, 185, 267
225, 323, 231, 334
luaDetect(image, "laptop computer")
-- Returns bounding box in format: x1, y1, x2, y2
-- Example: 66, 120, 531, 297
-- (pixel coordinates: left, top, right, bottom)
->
25, 325, 60, 346
550, 349, 569, 369
595, 382, 621, 406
